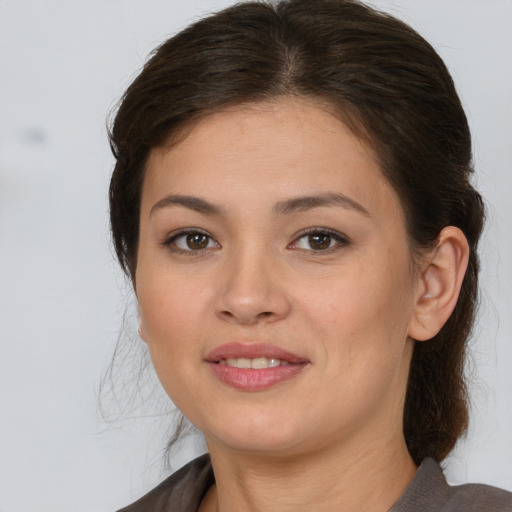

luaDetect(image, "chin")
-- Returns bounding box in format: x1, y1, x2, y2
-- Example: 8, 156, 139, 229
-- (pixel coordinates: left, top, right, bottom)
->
210, 433, 304, 456
201, 409, 319, 456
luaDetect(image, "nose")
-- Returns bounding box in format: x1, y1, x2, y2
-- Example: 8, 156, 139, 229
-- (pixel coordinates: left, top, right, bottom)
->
213, 249, 291, 326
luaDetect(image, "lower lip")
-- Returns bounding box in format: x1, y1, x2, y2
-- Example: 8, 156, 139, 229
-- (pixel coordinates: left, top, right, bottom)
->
206, 362, 307, 391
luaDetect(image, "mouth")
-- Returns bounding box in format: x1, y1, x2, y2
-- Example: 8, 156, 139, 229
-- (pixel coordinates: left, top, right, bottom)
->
205, 343, 309, 391
217, 356, 294, 369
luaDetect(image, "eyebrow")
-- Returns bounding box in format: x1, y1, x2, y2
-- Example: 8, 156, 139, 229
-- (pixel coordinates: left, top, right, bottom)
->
273, 193, 370, 217
149, 192, 370, 218
150, 195, 226, 217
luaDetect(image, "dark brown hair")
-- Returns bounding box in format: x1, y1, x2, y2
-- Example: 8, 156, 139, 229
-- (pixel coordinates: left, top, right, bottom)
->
109, 0, 484, 465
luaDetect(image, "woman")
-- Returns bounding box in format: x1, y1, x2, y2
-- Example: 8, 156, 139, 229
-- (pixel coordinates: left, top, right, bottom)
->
109, 0, 512, 510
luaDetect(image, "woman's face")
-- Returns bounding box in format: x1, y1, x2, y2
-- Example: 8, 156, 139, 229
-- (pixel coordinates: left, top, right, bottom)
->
136, 98, 421, 457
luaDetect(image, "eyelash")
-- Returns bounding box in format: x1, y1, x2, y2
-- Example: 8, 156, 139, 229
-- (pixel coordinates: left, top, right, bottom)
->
162, 229, 220, 255
288, 228, 350, 254
162, 227, 350, 255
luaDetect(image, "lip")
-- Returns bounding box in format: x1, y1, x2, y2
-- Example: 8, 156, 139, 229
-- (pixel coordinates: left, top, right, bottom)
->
205, 343, 309, 392
206, 342, 307, 363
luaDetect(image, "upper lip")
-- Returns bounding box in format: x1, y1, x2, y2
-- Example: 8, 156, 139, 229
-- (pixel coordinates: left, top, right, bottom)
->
205, 343, 308, 364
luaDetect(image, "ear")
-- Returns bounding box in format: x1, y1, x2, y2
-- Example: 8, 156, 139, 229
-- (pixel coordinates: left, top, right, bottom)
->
138, 316, 147, 343
408, 226, 470, 342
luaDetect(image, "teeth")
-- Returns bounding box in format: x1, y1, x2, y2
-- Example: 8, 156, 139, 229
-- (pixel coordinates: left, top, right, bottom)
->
237, 357, 252, 369
220, 357, 286, 369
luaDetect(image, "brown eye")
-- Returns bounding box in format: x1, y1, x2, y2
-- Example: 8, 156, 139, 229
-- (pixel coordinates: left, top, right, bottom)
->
290, 229, 349, 252
167, 231, 219, 252
186, 233, 209, 250
308, 233, 332, 250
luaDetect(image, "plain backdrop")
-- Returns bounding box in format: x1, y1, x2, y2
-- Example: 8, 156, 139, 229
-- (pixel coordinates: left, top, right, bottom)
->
0, 1, 511, 510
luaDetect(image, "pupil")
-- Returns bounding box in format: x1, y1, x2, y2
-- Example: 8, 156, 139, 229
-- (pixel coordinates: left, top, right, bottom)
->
309, 234, 331, 250
186, 233, 208, 249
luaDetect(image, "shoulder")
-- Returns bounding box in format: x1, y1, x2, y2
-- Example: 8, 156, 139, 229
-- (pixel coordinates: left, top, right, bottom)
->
444, 479, 512, 512
391, 458, 512, 512
116, 454, 214, 512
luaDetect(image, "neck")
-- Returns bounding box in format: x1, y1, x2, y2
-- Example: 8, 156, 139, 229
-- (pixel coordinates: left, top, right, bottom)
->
200, 430, 417, 512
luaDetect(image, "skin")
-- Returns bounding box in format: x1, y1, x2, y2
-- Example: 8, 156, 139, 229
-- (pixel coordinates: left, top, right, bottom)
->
136, 98, 467, 511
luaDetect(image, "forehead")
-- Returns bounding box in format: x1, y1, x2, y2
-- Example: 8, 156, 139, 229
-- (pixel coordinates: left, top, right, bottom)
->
142, 98, 401, 220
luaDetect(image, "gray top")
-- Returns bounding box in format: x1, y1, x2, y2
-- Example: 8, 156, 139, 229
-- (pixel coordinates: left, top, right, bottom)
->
390, 458, 512, 511
118, 454, 512, 511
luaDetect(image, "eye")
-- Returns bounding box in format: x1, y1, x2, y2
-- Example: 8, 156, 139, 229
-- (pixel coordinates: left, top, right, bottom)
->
289, 229, 349, 252
165, 230, 220, 252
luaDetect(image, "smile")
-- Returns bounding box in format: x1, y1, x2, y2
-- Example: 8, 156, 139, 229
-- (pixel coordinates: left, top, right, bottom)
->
205, 343, 309, 391
219, 357, 289, 369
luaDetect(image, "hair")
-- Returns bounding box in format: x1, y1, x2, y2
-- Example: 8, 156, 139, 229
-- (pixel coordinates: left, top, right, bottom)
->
108, 0, 484, 465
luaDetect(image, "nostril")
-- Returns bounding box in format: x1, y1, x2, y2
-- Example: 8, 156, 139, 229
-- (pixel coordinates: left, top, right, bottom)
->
214, 283, 291, 324
218, 309, 274, 325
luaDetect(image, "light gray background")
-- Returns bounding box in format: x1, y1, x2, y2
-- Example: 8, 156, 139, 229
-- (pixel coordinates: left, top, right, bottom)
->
0, 1, 511, 511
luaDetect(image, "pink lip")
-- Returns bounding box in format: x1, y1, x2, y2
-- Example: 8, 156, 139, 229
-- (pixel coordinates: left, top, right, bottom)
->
205, 343, 309, 392
206, 343, 307, 363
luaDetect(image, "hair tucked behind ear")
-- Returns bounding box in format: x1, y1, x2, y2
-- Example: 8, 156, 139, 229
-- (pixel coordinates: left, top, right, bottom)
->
109, 0, 484, 464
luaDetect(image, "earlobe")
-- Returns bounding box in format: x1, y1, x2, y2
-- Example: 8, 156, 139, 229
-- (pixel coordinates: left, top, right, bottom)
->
138, 317, 147, 343
408, 226, 470, 342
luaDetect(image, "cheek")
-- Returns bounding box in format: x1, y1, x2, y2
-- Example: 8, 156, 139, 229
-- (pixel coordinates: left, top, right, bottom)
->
136, 270, 210, 388
297, 262, 414, 423
299, 251, 415, 369
137, 289, 207, 416
138, 262, 208, 335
